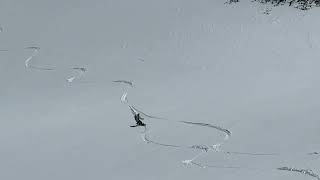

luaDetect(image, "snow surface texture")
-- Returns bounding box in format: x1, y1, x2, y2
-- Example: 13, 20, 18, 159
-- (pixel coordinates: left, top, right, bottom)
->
227, 0, 320, 10
0, 0, 319, 180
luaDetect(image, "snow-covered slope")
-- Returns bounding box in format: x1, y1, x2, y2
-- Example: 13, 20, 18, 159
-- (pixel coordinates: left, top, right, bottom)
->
0, 0, 319, 179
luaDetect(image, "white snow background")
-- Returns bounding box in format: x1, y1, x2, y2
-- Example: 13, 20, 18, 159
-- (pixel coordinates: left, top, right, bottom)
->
0, 0, 319, 179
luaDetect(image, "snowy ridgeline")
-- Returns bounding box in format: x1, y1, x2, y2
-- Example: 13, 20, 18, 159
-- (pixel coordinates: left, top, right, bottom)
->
226, 0, 320, 10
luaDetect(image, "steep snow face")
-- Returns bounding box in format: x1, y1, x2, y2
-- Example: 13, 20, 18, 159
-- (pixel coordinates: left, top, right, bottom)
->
0, 0, 319, 180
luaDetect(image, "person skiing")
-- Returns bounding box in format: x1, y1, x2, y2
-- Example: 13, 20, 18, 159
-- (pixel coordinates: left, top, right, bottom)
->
130, 113, 146, 127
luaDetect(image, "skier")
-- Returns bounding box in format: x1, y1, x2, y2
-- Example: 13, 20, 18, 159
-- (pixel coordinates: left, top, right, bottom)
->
130, 113, 146, 127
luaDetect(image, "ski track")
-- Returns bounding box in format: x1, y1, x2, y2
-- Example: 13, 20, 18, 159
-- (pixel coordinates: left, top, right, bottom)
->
113, 80, 134, 87
66, 67, 87, 83
3, 1, 318, 179
277, 167, 320, 180
123, 92, 320, 164
123, 93, 230, 164
23, 47, 88, 82
25, 47, 56, 71
179, 121, 231, 139
189, 162, 320, 180
192, 161, 256, 170
182, 151, 207, 168
129, 105, 167, 120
